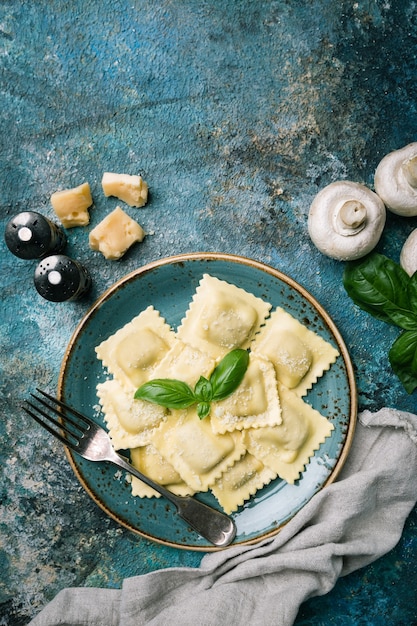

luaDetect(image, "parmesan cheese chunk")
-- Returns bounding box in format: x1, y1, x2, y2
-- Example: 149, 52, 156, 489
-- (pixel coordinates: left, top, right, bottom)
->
101, 172, 148, 207
89, 206, 145, 260
50, 182, 92, 228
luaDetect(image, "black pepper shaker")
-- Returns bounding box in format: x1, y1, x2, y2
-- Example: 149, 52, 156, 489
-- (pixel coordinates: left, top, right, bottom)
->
4, 211, 67, 259
34, 254, 91, 302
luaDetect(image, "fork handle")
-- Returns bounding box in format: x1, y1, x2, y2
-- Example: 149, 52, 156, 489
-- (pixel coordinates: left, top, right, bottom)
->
110, 450, 236, 548
172, 495, 237, 548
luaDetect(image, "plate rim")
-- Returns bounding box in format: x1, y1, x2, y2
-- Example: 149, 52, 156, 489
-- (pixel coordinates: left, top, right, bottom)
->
58, 252, 357, 550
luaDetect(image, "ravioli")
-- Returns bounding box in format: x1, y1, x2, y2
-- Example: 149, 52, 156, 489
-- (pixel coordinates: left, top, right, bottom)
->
177, 274, 272, 358
95, 306, 176, 390
245, 384, 334, 484
211, 452, 276, 514
210, 354, 282, 433
97, 378, 166, 450
150, 408, 246, 492
152, 340, 216, 387
130, 444, 194, 498
252, 307, 339, 396
94, 274, 339, 512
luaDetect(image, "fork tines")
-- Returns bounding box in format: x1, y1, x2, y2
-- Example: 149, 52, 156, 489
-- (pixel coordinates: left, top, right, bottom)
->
22, 388, 91, 449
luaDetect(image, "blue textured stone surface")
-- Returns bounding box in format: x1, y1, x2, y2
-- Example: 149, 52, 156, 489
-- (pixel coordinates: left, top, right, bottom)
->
1, 0, 416, 623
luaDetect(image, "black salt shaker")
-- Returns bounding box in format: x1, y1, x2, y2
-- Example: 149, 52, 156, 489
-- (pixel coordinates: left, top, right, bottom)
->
34, 254, 91, 302
4, 211, 66, 260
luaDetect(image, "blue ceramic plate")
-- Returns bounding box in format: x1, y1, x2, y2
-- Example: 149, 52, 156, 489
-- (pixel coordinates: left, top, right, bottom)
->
59, 253, 356, 551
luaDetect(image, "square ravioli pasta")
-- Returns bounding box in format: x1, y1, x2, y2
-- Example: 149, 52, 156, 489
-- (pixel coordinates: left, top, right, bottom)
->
97, 378, 166, 450
151, 340, 216, 387
177, 274, 272, 358
211, 452, 277, 514
129, 444, 194, 498
210, 354, 282, 434
149, 407, 246, 492
95, 306, 176, 391
252, 307, 339, 396
244, 383, 334, 484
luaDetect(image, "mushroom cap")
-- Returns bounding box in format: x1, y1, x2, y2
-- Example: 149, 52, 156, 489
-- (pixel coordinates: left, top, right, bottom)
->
374, 142, 417, 216
307, 181, 386, 261
400, 228, 417, 276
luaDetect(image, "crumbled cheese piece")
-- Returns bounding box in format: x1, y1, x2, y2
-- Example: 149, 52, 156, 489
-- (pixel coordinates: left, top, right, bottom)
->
101, 172, 148, 207
89, 206, 145, 260
50, 182, 93, 228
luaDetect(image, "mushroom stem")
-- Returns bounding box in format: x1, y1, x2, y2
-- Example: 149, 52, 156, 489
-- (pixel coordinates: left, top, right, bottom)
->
334, 200, 367, 236
403, 155, 417, 188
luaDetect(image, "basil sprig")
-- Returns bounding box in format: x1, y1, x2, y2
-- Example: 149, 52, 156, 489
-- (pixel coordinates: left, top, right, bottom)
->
343, 252, 417, 394
134, 348, 249, 419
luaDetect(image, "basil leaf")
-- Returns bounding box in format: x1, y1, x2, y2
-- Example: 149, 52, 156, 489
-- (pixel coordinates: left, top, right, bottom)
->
210, 348, 249, 401
196, 402, 211, 420
194, 376, 213, 402
134, 379, 196, 409
388, 330, 417, 394
134, 349, 250, 418
408, 272, 417, 313
343, 253, 417, 330
380, 305, 417, 331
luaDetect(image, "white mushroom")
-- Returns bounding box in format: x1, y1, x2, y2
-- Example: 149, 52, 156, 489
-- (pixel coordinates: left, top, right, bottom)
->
400, 229, 417, 276
374, 142, 417, 216
307, 181, 386, 261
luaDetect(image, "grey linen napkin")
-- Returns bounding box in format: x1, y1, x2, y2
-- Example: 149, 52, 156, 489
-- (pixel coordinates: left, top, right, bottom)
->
29, 408, 417, 626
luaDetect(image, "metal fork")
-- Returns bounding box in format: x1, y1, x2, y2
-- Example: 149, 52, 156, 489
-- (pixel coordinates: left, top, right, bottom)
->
23, 389, 236, 547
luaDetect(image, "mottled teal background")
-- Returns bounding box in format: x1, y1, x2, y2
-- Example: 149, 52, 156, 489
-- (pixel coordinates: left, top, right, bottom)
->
1, 0, 416, 624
